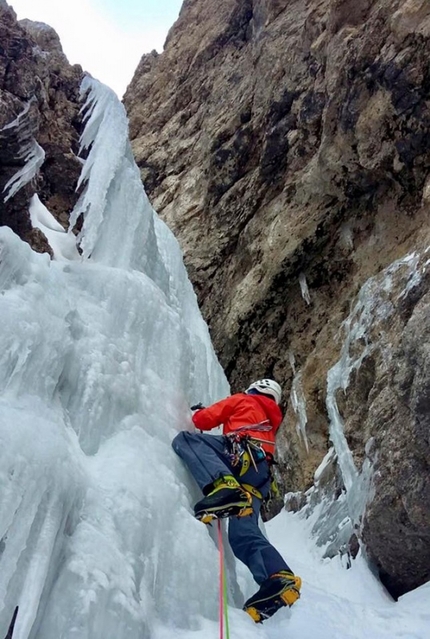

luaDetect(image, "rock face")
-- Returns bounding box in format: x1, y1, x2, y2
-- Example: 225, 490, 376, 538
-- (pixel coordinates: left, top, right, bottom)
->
0, 1, 83, 251
124, 0, 430, 596
359, 269, 430, 598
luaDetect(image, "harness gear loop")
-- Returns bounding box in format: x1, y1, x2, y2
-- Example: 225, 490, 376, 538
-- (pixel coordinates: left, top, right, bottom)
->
225, 433, 268, 476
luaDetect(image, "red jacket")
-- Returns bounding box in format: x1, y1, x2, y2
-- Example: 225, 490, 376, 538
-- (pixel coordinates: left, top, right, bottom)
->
192, 393, 282, 455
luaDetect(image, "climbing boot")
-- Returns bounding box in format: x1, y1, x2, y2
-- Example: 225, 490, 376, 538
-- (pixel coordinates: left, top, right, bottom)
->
243, 570, 302, 623
194, 475, 252, 523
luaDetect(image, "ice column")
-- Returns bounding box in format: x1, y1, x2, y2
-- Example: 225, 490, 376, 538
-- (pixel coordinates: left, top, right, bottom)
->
290, 371, 309, 452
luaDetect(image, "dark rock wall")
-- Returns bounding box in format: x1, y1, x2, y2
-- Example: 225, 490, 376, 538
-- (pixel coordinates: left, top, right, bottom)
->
0, 1, 83, 251
124, 0, 430, 597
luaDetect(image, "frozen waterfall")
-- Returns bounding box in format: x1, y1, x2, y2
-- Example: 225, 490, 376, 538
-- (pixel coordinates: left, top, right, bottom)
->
0, 77, 228, 639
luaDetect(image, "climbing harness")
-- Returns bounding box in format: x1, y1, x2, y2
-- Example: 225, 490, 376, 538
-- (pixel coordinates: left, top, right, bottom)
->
222, 420, 280, 508
225, 435, 266, 476
217, 520, 230, 639
224, 421, 271, 477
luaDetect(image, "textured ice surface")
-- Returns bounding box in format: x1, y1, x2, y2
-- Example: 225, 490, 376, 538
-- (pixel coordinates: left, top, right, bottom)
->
0, 77, 228, 639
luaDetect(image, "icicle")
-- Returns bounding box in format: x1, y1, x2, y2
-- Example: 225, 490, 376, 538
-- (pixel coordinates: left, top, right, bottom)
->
288, 349, 296, 374
299, 272, 311, 305
3, 140, 45, 202
0, 99, 33, 133
68, 75, 130, 259
1, 98, 45, 202
290, 371, 309, 452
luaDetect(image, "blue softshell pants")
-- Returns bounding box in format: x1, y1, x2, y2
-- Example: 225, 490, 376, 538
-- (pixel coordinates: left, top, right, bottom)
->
172, 431, 292, 584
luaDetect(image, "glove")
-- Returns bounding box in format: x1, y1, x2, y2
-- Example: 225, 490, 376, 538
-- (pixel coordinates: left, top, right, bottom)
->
190, 402, 205, 411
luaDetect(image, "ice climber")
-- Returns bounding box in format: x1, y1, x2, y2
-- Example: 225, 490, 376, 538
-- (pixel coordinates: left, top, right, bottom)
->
172, 378, 302, 623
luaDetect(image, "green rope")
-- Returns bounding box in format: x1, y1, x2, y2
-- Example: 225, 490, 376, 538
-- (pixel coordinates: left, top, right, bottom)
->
217, 520, 231, 639
222, 551, 230, 639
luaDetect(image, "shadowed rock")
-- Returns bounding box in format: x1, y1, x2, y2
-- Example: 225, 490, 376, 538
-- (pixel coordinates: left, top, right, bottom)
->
0, 1, 84, 252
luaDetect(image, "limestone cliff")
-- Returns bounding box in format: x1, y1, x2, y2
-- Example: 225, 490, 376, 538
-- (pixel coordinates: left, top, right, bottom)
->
0, 0, 83, 251
124, 0, 430, 597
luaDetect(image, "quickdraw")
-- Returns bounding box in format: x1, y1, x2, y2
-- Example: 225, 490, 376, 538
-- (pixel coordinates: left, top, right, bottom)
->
225, 433, 268, 476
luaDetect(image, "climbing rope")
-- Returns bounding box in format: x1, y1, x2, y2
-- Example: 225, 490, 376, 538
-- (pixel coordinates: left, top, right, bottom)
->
217, 520, 230, 639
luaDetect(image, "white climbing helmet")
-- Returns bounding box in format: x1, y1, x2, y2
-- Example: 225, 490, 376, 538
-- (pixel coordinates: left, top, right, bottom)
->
246, 379, 282, 405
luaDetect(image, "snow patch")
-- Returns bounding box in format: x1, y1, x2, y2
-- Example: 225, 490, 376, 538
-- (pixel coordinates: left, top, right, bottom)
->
29, 195, 81, 261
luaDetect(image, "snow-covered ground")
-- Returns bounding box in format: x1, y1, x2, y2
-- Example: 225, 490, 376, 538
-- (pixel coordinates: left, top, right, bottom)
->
0, 77, 429, 639
264, 510, 430, 639
150, 506, 430, 639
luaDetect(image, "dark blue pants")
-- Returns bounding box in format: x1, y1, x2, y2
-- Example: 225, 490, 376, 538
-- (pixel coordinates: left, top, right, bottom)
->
172, 431, 292, 584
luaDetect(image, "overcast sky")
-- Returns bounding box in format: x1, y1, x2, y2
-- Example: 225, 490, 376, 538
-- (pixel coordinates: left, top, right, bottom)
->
9, 0, 183, 97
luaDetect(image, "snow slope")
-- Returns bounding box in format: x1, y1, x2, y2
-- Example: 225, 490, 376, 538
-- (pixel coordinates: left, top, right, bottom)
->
0, 77, 429, 639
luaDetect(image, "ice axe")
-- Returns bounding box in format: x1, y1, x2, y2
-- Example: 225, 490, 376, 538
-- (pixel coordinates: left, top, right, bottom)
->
4, 606, 18, 639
